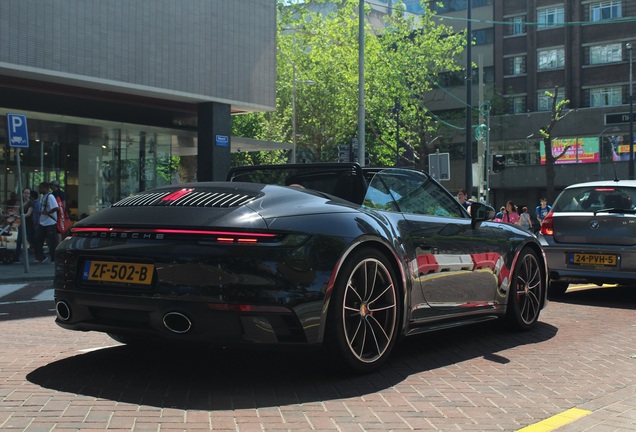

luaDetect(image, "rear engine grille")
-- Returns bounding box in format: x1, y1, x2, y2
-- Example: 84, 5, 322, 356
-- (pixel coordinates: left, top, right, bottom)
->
112, 191, 256, 208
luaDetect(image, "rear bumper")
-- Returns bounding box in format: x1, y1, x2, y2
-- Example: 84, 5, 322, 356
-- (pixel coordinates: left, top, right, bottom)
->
54, 290, 323, 347
542, 241, 636, 285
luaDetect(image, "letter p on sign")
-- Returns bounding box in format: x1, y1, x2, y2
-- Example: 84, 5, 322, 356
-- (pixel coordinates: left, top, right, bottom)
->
6, 113, 29, 148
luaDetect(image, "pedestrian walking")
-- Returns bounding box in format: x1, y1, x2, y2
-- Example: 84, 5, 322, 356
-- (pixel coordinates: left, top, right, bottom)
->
503, 200, 519, 224
516, 206, 533, 232
535, 197, 551, 230
32, 182, 58, 264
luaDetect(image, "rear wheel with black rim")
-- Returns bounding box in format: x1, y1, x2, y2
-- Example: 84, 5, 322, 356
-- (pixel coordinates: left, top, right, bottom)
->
505, 248, 544, 330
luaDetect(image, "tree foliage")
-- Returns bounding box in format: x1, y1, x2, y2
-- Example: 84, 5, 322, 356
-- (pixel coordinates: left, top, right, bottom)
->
232, 0, 467, 169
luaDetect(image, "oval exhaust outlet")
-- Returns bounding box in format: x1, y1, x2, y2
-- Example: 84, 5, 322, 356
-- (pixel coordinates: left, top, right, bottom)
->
56, 301, 71, 321
163, 312, 192, 334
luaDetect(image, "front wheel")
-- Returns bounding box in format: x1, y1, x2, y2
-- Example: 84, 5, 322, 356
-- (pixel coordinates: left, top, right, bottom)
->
505, 248, 544, 330
325, 248, 400, 373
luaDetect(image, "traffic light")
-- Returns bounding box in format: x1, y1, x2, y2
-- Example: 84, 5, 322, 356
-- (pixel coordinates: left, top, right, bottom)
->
492, 154, 505, 173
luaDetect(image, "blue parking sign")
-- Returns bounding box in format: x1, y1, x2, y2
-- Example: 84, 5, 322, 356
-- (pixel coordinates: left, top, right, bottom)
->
6, 114, 29, 148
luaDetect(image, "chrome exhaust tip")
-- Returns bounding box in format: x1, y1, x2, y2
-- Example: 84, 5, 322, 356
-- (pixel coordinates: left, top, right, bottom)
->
163, 312, 192, 334
56, 301, 71, 321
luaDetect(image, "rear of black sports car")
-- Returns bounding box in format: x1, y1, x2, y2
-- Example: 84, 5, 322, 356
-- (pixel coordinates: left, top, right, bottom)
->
53, 182, 363, 348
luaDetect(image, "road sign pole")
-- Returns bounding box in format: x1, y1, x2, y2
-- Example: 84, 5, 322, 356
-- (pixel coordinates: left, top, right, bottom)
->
16, 152, 29, 272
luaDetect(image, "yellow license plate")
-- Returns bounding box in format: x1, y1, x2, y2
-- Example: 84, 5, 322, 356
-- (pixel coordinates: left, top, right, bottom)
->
82, 260, 154, 285
569, 253, 617, 266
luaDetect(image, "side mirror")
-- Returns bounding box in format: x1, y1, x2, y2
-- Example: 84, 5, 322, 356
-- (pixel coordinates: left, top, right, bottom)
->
470, 202, 495, 228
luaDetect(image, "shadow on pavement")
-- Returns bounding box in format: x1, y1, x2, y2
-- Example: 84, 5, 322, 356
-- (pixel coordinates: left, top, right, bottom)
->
550, 284, 636, 310
27, 320, 557, 410
0, 284, 55, 322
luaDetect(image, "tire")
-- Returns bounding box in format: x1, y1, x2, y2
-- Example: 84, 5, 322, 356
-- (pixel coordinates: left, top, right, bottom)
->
325, 248, 400, 373
505, 248, 544, 331
548, 281, 569, 297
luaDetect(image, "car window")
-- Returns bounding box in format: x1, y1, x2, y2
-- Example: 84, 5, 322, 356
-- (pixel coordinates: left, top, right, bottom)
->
363, 168, 466, 218
553, 185, 636, 212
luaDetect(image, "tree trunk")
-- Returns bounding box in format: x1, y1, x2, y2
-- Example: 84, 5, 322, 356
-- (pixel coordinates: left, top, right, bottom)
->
544, 136, 556, 202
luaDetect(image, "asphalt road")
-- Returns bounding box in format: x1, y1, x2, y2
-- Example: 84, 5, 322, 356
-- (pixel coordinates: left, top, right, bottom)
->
0, 282, 635, 431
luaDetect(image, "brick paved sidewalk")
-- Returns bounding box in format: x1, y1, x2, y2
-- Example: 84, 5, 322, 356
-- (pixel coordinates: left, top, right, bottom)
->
0, 283, 635, 431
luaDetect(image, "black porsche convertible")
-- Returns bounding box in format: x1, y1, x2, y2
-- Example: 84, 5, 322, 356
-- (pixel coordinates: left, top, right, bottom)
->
54, 163, 547, 372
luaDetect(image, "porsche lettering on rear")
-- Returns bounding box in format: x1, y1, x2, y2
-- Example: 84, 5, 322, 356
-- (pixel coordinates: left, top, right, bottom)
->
86, 232, 166, 240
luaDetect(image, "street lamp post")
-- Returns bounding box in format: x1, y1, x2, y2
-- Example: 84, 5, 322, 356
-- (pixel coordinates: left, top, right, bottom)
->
628, 43, 634, 179
279, 50, 314, 164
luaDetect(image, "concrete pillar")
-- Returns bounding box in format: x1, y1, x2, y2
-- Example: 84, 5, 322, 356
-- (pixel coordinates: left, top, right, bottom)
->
197, 102, 232, 181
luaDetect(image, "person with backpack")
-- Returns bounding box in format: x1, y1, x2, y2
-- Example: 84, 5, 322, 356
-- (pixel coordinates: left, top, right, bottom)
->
49, 179, 70, 240
33, 182, 59, 264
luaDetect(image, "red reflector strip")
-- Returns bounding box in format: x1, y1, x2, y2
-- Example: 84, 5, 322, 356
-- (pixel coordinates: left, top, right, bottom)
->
161, 188, 194, 201
237, 238, 258, 243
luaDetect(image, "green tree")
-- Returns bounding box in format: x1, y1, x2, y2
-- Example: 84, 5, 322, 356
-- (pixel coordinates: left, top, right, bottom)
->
539, 86, 572, 201
234, 0, 467, 168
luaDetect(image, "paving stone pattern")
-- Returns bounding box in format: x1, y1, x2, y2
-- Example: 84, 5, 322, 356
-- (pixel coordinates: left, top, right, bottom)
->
1, 283, 635, 431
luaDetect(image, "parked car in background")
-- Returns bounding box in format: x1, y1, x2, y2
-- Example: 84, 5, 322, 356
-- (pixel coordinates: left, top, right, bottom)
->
54, 163, 547, 373
539, 179, 636, 296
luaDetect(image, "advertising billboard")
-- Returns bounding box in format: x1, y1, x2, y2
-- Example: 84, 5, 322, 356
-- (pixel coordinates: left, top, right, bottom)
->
540, 137, 599, 164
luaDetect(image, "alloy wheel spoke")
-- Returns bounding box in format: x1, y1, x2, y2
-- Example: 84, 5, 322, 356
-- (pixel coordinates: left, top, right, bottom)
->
369, 284, 395, 312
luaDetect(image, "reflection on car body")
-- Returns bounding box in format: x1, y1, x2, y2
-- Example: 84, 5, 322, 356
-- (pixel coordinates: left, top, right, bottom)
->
54, 163, 547, 373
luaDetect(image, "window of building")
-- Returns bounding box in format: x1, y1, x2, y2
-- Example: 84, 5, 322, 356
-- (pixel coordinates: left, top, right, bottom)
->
537, 7, 565, 28
590, 86, 622, 107
537, 91, 565, 111
505, 56, 526, 75
538, 48, 565, 70
506, 16, 525, 36
507, 96, 526, 114
590, 1, 622, 22
513, 56, 525, 75
472, 28, 494, 45
590, 43, 622, 64
436, 70, 465, 87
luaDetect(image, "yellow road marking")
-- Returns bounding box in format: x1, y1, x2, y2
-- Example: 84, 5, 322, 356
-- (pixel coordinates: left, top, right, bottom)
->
516, 408, 592, 432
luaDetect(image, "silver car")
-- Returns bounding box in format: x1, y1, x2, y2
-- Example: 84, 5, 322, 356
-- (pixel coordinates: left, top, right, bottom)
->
539, 180, 636, 296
